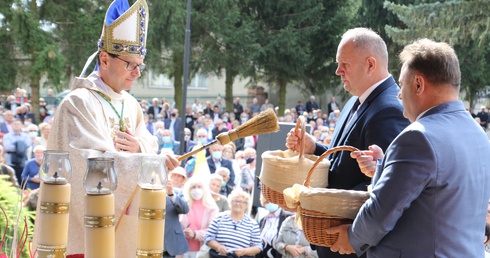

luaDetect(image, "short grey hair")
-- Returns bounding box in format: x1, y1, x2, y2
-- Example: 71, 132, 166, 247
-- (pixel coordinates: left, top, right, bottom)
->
341, 27, 388, 68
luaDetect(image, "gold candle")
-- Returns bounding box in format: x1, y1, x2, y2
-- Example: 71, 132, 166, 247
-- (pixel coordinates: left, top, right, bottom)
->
85, 193, 115, 258
36, 150, 72, 258
83, 157, 118, 258
136, 188, 166, 257
136, 155, 168, 257
37, 182, 71, 256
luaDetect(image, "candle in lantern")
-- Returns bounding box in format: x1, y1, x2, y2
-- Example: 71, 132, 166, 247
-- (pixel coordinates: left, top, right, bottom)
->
136, 156, 167, 257
137, 188, 166, 252
37, 182, 71, 255
36, 151, 72, 258
83, 158, 117, 258
85, 192, 115, 258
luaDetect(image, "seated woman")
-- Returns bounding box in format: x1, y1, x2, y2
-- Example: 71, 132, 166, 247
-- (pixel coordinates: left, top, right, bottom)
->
274, 214, 318, 258
204, 189, 262, 258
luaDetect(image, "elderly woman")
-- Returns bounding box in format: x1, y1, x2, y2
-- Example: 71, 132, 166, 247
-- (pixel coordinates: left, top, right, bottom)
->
273, 214, 318, 258
222, 143, 241, 187
209, 173, 230, 212
240, 148, 256, 194
34, 122, 51, 148
180, 176, 219, 258
204, 189, 262, 258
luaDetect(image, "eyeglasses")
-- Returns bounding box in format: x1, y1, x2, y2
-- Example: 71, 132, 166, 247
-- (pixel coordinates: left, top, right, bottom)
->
232, 200, 247, 205
112, 55, 146, 72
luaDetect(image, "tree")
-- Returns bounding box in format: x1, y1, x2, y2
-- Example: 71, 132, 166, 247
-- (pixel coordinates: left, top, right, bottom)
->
301, 0, 360, 99
147, 0, 204, 111
196, 0, 260, 112
39, 0, 108, 80
355, 0, 420, 80
384, 0, 490, 107
248, 0, 324, 116
0, 0, 17, 92
10, 0, 65, 122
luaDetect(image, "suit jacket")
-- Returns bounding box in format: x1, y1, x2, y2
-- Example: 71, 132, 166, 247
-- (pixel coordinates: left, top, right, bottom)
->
164, 188, 190, 256
314, 76, 409, 191
164, 117, 182, 139
349, 101, 490, 257
0, 122, 9, 134
206, 156, 235, 187
147, 105, 161, 117
212, 127, 228, 139
314, 76, 409, 258
327, 101, 340, 115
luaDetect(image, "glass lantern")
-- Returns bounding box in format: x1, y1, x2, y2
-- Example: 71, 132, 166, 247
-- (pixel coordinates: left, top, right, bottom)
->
137, 156, 167, 190
83, 157, 118, 195
39, 151, 72, 184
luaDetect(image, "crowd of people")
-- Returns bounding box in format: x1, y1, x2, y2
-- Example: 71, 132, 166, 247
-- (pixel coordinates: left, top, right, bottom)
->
0, 86, 339, 258
1, 0, 490, 255
142, 95, 344, 158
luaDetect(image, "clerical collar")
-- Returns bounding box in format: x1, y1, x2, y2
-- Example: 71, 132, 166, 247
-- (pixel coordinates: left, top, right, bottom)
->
90, 72, 124, 102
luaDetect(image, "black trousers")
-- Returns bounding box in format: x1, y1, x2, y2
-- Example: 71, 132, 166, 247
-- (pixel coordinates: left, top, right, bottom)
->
316, 246, 365, 258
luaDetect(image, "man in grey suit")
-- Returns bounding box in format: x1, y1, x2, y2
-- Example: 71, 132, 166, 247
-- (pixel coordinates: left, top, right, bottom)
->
163, 178, 189, 257
328, 39, 490, 257
286, 28, 409, 258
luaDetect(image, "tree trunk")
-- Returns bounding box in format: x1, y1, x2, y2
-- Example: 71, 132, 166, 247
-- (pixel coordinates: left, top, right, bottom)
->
225, 68, 236, 113
277, 79, 287, 117
173, 53, 183, 111
30, 75, 40, 123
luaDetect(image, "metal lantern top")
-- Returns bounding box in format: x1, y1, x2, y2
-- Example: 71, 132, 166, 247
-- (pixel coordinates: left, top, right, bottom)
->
39, 151, 72, 184
83, 157, 118, 195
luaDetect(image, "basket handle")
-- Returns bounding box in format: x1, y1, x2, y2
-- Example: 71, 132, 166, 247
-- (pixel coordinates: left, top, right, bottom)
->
303, 145, 360, 187
293, 116, 306, 159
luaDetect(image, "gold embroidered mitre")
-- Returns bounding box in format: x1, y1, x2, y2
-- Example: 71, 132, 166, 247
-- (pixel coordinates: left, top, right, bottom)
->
97, 0, 149, 58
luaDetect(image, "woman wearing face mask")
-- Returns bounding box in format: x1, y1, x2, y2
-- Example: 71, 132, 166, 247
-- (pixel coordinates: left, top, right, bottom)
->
240, 148, 256, 194
180, 176, 219, 258
257, 195, 293, 258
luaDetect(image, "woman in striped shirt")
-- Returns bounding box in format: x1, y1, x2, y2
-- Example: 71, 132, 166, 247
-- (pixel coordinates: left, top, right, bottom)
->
204, 189, 262, 258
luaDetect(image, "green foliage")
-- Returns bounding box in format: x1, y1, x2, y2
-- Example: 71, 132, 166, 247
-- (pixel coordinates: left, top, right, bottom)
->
384, 0, 490, 46
0, 176, 35, 258
32, 44, 66, 85
301, 0, 360, 96
383, 0, 490, 106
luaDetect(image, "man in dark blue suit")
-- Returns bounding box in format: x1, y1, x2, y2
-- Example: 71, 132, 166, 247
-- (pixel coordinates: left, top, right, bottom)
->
286, 28, 409, 258
163, 178, 189, 257
206, 143, 235, 188
164, 108, 182, 149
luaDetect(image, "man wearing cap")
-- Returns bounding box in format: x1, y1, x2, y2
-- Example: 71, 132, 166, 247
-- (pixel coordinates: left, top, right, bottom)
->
33, 0, 179, 256
170, 167, 188, 189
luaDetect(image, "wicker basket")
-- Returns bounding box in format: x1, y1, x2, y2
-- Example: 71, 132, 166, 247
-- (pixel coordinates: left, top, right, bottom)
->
259, 117, 329, 211
297, 145, 370, 247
